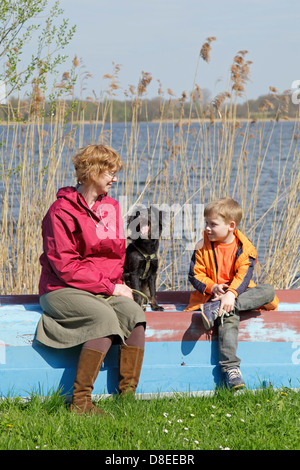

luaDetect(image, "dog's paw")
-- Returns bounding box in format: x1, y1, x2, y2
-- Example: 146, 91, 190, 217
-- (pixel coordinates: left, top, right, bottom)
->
151, 304, 164, 311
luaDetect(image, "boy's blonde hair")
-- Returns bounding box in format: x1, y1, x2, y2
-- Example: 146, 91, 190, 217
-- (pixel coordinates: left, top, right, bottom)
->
204, 197, 242, 226
72, 144, 124, 183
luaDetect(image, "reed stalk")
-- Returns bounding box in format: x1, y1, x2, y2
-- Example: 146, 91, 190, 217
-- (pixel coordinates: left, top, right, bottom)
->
0, 45, 299, 294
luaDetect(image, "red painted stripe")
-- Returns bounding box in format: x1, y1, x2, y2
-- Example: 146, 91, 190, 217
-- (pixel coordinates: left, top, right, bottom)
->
0, 291, 299, 344
275, 289, 300, 303
0, 295, 39, 304
156, 290, 299, 305
145, 310, 217, 342
145, 310, 300, 343
238, 310, 300, 342
0, 290, 299, 305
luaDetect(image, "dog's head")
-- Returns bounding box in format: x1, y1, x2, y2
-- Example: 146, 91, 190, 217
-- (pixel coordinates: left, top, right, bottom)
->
127, 205, 164, 241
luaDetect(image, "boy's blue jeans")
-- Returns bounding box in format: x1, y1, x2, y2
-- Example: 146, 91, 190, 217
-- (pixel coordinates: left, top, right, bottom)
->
217, 285, 276, 373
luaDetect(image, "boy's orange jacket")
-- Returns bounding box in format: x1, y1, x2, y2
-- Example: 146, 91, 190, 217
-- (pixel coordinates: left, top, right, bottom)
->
185, 229, 279, 311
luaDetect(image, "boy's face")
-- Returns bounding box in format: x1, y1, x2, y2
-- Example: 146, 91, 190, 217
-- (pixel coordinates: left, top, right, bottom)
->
204, 214, 236, 244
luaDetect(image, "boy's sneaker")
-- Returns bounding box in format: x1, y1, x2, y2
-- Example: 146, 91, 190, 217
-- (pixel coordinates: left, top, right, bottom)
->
200, 301, 221, 329
224, 367, 246, 390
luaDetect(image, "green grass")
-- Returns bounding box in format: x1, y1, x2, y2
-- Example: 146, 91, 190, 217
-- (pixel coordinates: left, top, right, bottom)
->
0, 388, 299, 450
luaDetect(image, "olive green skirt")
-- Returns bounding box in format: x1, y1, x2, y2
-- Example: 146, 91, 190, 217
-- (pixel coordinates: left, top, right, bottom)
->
36, 287, 146, 349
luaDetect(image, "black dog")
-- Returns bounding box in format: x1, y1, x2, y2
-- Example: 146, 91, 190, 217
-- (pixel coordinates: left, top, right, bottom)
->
123, 206, 164, 311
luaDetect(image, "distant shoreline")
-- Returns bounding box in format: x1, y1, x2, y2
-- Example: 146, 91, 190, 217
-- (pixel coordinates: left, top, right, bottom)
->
0, 117, 299, 125
151, 117, 300, 124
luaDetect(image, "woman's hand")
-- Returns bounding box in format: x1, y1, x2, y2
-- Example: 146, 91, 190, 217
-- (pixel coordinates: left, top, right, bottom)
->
113, 283, 133, 299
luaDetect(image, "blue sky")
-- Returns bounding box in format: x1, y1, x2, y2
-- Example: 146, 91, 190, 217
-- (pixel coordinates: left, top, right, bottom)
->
59, 0, 299, 101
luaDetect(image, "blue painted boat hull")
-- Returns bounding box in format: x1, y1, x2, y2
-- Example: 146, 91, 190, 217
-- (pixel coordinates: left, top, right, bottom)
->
1, 340, 298, 398
0, 291, 299, 398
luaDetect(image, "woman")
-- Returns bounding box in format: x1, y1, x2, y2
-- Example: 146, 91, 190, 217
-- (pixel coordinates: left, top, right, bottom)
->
36, 144, 146, 415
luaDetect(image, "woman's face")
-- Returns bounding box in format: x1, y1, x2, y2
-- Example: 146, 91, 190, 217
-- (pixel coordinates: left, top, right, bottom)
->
90, 169, 118, 194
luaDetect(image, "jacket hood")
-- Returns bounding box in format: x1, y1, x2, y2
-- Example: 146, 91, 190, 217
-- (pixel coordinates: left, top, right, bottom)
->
55, 186, 108, 212
54, 186, 88, 216
56, 186, 107, 202
56, 186, 78, 200
56, 186, 108, 198
234, 229, 257, 259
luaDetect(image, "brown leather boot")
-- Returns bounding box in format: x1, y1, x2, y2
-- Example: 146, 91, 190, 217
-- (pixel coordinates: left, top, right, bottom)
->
70, 348, 107, 415
118, 345, 144, 396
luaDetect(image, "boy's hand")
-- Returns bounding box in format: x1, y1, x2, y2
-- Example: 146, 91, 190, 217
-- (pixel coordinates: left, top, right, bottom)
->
211, 283, 229, 297
219, 290, 235, 314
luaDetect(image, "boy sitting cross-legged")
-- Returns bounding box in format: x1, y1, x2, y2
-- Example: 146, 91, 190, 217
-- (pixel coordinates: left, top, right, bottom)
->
185, 197, 278, 390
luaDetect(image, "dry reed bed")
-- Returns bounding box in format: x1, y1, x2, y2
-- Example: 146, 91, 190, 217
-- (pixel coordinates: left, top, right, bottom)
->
0, 43, 299, 294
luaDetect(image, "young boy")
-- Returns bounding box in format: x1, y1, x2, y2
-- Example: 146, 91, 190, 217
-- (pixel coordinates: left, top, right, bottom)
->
185, 197, 278, 390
